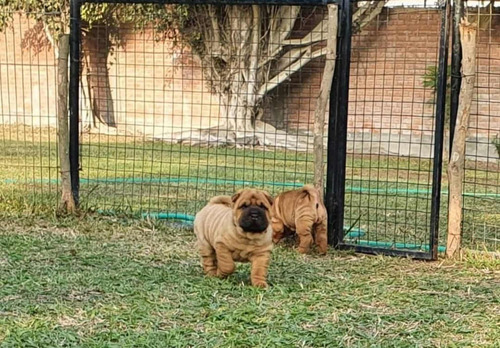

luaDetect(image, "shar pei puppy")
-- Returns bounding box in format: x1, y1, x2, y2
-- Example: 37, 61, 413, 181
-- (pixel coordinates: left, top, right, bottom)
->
271, 185, 328, 254
194, 189, 274, 288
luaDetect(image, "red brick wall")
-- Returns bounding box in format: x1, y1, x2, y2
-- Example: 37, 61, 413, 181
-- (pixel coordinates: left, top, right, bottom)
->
0, 17, 57, 127
1, 9, 498, 139
282, 7, 500, 138
80, 25, 220, 136
347, 8, 441, 136
473, 27, 500, 138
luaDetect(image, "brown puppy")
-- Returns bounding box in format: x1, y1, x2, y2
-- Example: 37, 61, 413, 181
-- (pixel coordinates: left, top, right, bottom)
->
271, 185, 328, 254
194, 189, 274, 288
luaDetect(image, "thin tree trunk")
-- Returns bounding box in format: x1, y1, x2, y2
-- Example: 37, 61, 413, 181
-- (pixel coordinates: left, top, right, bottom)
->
446, 19, 477, 258
56, 33, 76, 213
85, 26, 116, 128
314, 4, 338, 200
246, 5, 261, 125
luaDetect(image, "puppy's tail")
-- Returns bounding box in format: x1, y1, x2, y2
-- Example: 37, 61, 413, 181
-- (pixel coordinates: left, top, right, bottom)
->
208, 195, 233, 207
300, 184, 323, 209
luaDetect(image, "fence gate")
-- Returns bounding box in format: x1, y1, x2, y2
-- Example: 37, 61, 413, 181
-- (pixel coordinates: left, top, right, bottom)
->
329, 0, 449, 260
68, 0, 449, 260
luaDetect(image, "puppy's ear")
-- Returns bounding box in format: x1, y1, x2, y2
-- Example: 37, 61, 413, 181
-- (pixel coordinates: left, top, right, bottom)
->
262, 191, 274, 206
232, 190, 243, 203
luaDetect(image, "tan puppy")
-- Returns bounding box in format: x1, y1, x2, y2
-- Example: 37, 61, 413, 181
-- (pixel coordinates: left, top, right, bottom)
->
194, 189, 274, 288
271, 185, 328, 254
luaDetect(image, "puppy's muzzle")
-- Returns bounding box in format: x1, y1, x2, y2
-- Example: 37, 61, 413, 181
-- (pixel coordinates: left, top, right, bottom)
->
239, 206, 269, 233
249, 210, 261, 220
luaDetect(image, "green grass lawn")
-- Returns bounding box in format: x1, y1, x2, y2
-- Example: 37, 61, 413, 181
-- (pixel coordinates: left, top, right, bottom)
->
0, 214, 499, 347
0, 125, 498, 251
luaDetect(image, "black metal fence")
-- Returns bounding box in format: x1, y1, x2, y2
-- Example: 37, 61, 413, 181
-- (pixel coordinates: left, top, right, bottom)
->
72, 1, 332, 222
0, 7, 61, 213
0, 0, 498, 257
458, 0, 499, 251
338, 0, 449, 258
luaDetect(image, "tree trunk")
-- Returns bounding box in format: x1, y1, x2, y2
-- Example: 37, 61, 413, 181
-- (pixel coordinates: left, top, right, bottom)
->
446, 19, 477, 258
246, 5, 261, 121
84, 26, 116, 128
314, 4, 338, 200
56, 34, 76, 214
174, 4, 384, 150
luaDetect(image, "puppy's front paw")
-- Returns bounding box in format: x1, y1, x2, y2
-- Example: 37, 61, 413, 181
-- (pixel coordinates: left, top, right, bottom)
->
297, 246, 310, 254
204, 269, 217, 277
252, 280, 268, 288
318, 247, 328, 255
216, 269, 231, 279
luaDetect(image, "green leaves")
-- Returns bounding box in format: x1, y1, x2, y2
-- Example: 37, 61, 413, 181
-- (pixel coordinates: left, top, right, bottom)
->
422, 65, 452, 93
0, 1, 191, 48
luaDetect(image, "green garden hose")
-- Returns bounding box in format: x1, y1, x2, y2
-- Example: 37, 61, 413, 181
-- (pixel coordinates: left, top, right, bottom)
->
2, 175, 491, 253
3, 176, 499, 197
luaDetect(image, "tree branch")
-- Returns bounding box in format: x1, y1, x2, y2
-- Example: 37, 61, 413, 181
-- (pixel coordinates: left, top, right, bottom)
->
208, 5, 224, 58
258, 47, 326, 98
281, 18, 327, 46
274, 43, 315, 72
353, 0, 385, 34
260, 5, 301, 68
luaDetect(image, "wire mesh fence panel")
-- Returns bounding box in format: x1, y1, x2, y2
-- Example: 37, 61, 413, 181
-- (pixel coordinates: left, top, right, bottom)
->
2, 0, 496, 255
0, 9, 60, 212
461, 1, 499, 252
342, 0, 447, 255
76, 3, 332, 219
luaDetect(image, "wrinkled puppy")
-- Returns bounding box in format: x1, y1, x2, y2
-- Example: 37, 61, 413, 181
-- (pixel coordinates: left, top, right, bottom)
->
271, 185, 328, 254
194, 189, 274, 288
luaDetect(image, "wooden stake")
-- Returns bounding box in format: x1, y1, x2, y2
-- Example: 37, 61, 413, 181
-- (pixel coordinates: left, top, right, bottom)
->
313, 4, 338, 200
446, 18, 477, 258
57, 33, 76, 214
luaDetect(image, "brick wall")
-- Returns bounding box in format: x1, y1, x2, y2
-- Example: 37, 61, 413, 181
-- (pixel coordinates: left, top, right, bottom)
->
0, 17, 57, 127
80, 26, 220, 137
347, 8, 442, 136
282, 7, 499, 138
0, 9, 498, 140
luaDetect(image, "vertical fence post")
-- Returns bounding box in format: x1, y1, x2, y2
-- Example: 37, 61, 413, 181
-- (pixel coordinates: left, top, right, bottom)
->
429, 0, 450, 260
69, 0, 81, 205
326, 0, 352, 246
326, 3, 342, 245
450, 0, 463, 154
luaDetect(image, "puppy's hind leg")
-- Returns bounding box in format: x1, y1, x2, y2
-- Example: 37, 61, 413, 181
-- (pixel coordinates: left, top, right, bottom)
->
313, 219, 328, 255
271, 218, 285, 244
295, 216, 314, 254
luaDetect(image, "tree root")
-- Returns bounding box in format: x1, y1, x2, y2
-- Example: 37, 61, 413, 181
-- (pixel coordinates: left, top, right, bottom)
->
169, 120, 313, 151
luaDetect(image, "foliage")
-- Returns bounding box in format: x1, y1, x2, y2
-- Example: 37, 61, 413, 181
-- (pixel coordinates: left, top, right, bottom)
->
422, 64, 452, 128
80, 3, 190, 48
492, 135, 500, 158
422, 65, 451, 91
0, 0, 189, 47
0, 0, 69, 39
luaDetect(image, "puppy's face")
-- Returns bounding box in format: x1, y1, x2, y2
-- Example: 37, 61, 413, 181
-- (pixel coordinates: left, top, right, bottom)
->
232, 189, 274, 233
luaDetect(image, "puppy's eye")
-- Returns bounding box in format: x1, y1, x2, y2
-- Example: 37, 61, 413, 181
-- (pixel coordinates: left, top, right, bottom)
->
241, 203, 249, 209
259, 203, 268, 210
